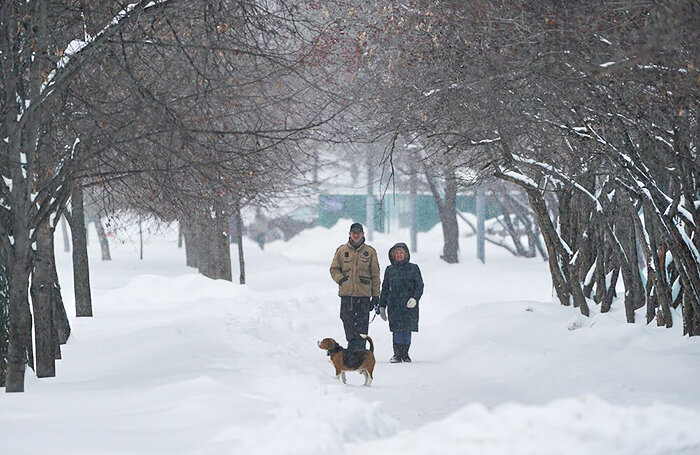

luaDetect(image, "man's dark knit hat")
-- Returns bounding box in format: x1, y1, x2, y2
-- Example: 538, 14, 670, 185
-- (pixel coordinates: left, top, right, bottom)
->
350, 222, 364, 232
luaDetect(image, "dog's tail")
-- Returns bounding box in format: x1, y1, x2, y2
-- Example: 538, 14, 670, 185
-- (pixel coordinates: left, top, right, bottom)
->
360, 334, 374, 352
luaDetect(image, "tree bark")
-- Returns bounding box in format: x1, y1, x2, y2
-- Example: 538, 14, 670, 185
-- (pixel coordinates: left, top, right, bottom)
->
60, 216, 70, 252
0, 258, 9, 388
604, 222, 637, 324
644, 206, 673, 327
184, 206, 232, 281
5, 254, 33, 392
526, 189, 571, 306
68, 183, 93, 318
182, 220, 198, 268
235, 201, 246, 285
426, 167, 460, 263
601, 265, 620, 314
30, 220, 57, 378
209, 205, 232, 281
90, 212, 111, 261
48, 224, 70, 350
592, 225, 607, 304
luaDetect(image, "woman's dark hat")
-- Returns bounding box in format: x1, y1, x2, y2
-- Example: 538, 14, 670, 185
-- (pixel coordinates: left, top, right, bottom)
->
350, 222, 364, 232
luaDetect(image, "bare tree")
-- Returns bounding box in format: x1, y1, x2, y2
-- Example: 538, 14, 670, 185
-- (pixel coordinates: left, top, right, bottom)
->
345, 0, 698, 330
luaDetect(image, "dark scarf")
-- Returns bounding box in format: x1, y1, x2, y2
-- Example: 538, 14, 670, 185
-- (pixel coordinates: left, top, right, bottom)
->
348, 237, 365, 249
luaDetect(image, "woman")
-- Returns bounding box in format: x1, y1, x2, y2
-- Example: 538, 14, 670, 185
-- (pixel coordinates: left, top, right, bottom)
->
378, 242, 424, 363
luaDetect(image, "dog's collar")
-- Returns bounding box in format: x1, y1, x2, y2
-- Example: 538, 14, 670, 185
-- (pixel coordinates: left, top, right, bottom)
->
326, 343, 343, 356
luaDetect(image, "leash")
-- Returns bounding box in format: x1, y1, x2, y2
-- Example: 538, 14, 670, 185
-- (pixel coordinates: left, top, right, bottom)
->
369, 303, 380, 324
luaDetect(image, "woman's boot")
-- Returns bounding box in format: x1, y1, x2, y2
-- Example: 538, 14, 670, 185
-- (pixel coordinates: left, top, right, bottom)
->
401, 344, 411, 362
390, 344, 402, 363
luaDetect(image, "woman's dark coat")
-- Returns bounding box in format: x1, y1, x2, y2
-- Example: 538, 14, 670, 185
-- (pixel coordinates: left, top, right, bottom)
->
378, 243, 424, 332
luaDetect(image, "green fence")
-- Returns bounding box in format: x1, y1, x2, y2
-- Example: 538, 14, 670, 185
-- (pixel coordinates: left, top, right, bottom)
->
319, 194, 385, 231
318, 193, 500, 232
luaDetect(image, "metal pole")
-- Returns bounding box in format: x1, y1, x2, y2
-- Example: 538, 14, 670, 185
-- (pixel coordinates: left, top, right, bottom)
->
476, 187, 485, 263
366, 153, 375, 241
410, 170, 418, 253
139, 219, 143, 260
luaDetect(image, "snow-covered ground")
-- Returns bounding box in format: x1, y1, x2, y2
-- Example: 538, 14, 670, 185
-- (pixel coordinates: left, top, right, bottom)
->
2, 218, 700, 454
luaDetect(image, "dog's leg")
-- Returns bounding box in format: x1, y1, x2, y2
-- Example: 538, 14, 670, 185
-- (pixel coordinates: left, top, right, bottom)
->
362, 370, 371, 386
341, 371, 347, 384
334, 365, 342, 382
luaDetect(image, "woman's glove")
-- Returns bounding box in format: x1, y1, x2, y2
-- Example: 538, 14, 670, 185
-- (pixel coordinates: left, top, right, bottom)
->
380, 307, 388, 321
407, 298, 417, 308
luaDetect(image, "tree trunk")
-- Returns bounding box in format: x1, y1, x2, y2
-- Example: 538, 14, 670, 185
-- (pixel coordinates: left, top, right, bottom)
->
90, 212, 111, 261
532, 223, 548, 260
601, 265, 620, 314
426, 167, 460, 264
5, 253, 33, 393
422, 158, 461, 263
0, 259, 9, 388
556, 190, 590, 315
440, 209, 460, 263
526, 189, 572, 307
682, 290, 700, 336
495, 196, 529, 257
60, 216, 70, 252
182, 220, 198, 268
605, 223, 637, 324
210, 205, 232, 281
186, 206, 232, 281
30, 220, 57, 378
593, 225, 607, 304
48, 224, 70, 350
235, 201, 246, 285
52, 267, 71, 348
68, 183, 93, 318
645, 206, 673, 327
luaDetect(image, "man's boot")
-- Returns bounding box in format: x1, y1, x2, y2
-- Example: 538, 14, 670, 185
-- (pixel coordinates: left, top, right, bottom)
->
402, 344, 411, 363
390, 344, 402, 363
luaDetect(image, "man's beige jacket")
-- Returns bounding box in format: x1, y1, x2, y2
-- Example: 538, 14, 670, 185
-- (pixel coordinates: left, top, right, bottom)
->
330, 242, 380, 297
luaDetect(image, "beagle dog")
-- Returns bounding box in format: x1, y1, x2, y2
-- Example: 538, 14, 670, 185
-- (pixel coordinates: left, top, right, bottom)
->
317, 334, 375, 386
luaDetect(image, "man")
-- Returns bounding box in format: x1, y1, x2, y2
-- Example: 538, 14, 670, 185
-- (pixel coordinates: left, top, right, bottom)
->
330, 222, 380, 351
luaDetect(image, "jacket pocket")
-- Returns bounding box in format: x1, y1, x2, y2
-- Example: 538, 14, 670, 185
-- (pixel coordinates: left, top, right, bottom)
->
359, 276, 371, 285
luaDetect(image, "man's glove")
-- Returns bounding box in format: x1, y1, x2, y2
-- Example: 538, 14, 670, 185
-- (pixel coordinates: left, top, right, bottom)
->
371, 297, 380, 315
338, 276, 348, 286
380, 306, 388, 321
407, 297, 417, 308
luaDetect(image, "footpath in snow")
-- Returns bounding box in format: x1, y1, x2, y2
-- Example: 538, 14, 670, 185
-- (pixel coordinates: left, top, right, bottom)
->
2, 220, 700, 454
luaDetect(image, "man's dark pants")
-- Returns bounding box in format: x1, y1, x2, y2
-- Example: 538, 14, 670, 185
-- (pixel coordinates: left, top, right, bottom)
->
340, 296, 371, 351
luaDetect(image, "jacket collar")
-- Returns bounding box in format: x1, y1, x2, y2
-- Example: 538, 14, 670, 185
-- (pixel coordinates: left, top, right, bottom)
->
348, 237, 365, 249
